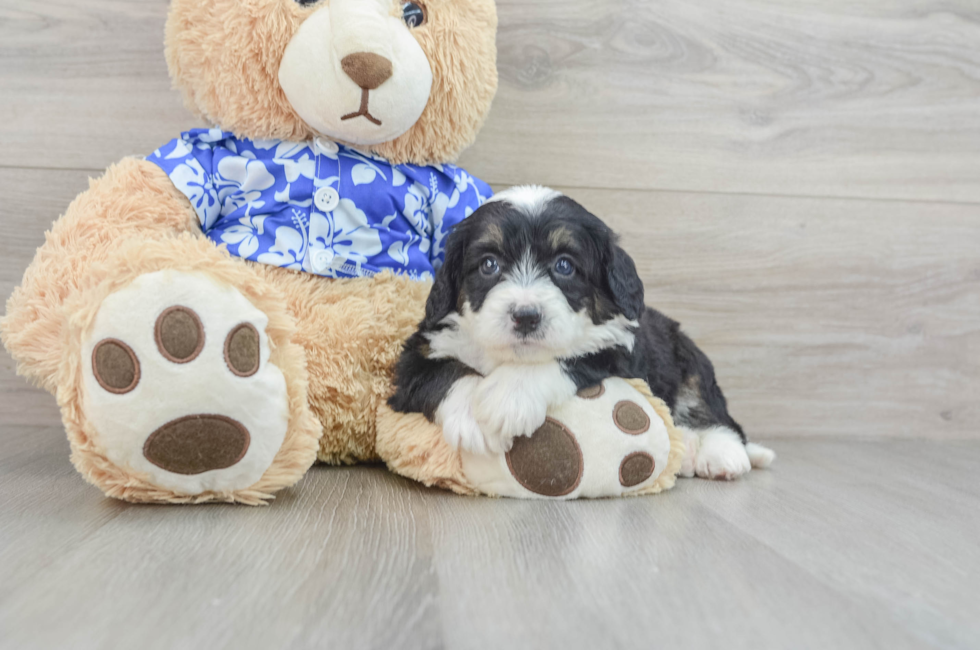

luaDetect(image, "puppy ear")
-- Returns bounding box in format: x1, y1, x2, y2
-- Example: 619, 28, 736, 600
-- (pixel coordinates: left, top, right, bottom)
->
424, 223, 469, 328
607, 245, 645, 320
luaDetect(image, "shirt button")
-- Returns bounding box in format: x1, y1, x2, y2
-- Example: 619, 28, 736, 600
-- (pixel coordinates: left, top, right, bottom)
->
314, 187, 340, 212
313, 249, 335, 273
315, 137, 339, 156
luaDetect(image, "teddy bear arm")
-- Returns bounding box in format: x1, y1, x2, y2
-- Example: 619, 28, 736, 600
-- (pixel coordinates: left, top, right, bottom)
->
2, 159, 203, 392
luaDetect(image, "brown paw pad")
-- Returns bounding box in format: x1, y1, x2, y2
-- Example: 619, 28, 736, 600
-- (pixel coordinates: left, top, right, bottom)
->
225, 323, 260, 377
92, 339, 140, 394
576, 383, 605, 399
613, 401, 651, 435
506, 418, 583, 497
155, 306, 205, 363
620, 452, 656, 487
143, 414, 251, 475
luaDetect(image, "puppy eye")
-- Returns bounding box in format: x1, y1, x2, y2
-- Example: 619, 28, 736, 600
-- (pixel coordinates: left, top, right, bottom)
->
401, 2, 427, 28
480, 256, 500, 276
554, 257, 575, 277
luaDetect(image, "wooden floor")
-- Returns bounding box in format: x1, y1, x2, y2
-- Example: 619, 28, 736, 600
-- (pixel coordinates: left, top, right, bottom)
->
1, 431, 978, 650
1, 0, 979, 648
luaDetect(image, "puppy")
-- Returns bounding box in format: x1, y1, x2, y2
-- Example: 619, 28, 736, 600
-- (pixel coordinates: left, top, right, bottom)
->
388, 186, 775, 480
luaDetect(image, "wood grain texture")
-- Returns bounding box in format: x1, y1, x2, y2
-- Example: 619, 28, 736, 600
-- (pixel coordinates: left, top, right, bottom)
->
458, 0, 980, 201
539, 185, 980, 440
0, 0, 198, 172
2, 1, 980, 202
2, 429, 979, 650
2, 168, 977, 440
1, 1, 979, 646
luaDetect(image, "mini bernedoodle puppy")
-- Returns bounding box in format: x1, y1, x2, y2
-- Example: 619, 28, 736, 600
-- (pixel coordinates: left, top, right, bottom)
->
389, 186, 775, 480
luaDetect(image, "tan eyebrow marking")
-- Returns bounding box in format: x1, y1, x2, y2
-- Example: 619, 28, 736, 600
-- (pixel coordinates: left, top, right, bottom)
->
548, 226, 574, 249
477, 223, 504, 247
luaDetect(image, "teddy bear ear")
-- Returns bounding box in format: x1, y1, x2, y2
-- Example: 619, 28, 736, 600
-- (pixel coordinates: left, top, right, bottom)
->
371, 0, 499, 164
165, 0, 315, 142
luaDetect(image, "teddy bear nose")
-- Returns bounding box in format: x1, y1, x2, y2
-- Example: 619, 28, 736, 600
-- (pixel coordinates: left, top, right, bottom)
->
341, 52, 393, 91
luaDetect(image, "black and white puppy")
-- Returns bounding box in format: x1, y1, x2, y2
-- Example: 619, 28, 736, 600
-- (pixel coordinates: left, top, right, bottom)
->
389, 186, 774, 480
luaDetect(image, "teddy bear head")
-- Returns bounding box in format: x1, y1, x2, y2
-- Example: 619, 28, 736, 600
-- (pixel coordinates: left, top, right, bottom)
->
165, 0, 498, 165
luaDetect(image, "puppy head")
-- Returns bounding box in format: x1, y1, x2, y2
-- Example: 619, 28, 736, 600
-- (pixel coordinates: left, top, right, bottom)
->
425, 186, 644, 367
165, 0, 497, 165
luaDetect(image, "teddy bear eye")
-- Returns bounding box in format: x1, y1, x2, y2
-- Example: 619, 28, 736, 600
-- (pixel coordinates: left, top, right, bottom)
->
401, 2, 427, 28
294, 0, 319, 5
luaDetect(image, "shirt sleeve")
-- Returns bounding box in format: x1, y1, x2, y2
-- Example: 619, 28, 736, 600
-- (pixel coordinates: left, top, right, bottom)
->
430, 168, 494, 270
146, 130, 224, 232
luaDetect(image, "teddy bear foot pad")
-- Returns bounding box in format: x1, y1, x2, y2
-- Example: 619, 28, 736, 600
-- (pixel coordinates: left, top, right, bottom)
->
459, 379, 676, 499
82, 270, 290, 495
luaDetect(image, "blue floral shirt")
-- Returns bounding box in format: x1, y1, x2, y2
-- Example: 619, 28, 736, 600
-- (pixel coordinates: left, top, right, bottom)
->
147, 128, 491, 280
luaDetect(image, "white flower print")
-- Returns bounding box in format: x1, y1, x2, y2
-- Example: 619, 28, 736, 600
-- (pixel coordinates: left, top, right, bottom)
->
388, 232, 421, 267
351, 163, 378, 186
168, 159, 220, 230
392, 168, 406, 187
214, 156, 276, 214
257, 225, 307, 270
149, 130, 492, 281
342, 150, 388, 184
309, 198, 383, 266
388, 240, 409, 266
402, 183, 431, 239
198, 128, 226, 144
220, 215, 267, 258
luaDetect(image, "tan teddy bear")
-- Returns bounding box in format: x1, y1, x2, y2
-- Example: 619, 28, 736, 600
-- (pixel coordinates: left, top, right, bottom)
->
2, 0, 499, 504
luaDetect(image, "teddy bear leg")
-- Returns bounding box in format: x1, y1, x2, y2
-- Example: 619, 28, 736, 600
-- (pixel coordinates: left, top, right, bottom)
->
62, 238, 320, 503
3, 158, 201, 393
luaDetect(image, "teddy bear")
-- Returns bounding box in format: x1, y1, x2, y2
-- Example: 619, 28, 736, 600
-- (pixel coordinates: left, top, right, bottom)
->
1, 0, 499, 504
3, 0, 691, 505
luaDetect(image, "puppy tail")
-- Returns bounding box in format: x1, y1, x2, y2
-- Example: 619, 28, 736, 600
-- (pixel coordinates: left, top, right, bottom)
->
745, 442, 776, 469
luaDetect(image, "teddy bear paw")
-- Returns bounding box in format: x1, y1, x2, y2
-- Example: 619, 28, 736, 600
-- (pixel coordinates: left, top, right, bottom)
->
81, 270, 290, 495
459, 379, 673, 499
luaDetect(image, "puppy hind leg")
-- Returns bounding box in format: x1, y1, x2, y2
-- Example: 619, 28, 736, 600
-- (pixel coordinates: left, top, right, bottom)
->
745, 442, 776, 469
693, 426, 752, 481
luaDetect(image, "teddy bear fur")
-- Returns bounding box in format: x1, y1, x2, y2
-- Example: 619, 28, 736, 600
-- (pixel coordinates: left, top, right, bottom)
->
376, 379, 687, 497
166, 0, 498, 165
2, 0, 497, 504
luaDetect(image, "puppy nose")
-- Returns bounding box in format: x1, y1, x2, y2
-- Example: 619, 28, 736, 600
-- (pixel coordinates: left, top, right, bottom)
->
512, 308, 542, 335
341, 52, 393, 90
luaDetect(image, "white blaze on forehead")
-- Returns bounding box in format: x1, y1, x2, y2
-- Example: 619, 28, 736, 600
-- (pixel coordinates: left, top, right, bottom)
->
509, 251, 545, 287
486, 185, 562, 217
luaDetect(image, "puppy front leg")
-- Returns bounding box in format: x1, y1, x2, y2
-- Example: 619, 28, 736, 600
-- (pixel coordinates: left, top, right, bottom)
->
435, 375, 489, 454
471, 362, 577, 454
388, 332, 486, 452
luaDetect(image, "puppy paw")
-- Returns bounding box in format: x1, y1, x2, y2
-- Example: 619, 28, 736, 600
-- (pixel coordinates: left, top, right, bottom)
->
436, 376, 489, 454
694, 428, 751, 480
677, 428, 701, 478
471, 375, 549, 454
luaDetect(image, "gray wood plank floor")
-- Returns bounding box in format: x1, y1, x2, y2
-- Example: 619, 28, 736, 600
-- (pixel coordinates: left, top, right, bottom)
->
1, 0, 978, 648
2, 430, 979, 650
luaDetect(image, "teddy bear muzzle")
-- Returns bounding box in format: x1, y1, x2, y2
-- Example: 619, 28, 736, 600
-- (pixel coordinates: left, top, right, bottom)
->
278, 0, 433, 145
